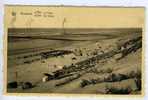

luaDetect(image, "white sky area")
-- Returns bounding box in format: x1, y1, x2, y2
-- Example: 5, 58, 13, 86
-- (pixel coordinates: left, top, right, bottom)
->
5, 6, 144, 28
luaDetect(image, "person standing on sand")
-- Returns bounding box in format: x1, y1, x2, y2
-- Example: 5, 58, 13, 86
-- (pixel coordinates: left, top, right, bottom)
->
15, 70, 18, 80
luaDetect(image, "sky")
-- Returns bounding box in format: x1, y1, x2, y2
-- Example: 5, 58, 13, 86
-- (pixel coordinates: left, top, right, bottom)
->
5, 6, 145, 28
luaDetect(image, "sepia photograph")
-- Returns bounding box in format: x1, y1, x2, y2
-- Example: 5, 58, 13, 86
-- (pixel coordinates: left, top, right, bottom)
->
4, 6, 144, 95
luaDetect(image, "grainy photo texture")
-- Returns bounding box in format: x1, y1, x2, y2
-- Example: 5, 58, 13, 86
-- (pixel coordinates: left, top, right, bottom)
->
5, 6, 144, 95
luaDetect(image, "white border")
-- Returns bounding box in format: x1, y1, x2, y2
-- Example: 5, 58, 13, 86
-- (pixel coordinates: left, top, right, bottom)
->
0, 0, 148, 100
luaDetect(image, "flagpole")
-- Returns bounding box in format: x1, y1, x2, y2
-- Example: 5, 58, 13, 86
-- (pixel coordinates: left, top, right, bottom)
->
62, 17, 66, 34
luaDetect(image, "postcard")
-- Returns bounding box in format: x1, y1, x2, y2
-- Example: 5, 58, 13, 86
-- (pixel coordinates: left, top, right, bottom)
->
4, 5, 145, 95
